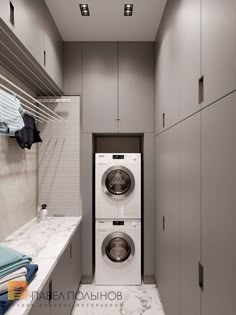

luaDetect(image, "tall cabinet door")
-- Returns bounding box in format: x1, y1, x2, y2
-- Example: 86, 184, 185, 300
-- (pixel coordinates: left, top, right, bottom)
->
202, 92, 236, 315
155, 125, 180, 315
202, 0, 236, 106
119, 42, 154, 132
163, 125, 180, 315
82, 42, 118, 132
155, 133, 167, 301
180, 113, 201, 315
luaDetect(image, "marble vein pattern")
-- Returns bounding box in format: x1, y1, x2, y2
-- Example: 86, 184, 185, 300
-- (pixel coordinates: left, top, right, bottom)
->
0, 216, 82, 315
72, 284, 165, 315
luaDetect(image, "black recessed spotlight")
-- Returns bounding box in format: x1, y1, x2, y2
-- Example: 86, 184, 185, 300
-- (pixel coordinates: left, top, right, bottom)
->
80, 4, 90, 16
124, 4, 133, 16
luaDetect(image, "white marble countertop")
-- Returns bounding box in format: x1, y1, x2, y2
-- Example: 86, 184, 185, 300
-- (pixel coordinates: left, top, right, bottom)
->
0, 216, 82, 315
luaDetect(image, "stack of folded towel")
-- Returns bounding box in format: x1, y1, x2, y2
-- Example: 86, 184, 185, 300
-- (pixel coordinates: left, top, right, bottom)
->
0, 245, 38, 315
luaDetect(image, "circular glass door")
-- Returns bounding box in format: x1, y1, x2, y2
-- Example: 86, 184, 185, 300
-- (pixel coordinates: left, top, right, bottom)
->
102, 232, 135, 263
102, 166, 135, 199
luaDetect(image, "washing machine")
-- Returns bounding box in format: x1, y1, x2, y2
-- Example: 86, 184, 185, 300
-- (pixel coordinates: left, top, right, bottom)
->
95, 153, 141, 219
95, 219, 141, 285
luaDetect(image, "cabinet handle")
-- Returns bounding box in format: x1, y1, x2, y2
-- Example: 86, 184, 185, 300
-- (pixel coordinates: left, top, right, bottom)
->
162, 113, 165, 129
198, 76, 204, 104
70, 243, 72, 259
49, 280, 52, 303
199, 262, 204, 291
44, 50, 47, 67
10, 2, 15, 26
162, 216, 165, 231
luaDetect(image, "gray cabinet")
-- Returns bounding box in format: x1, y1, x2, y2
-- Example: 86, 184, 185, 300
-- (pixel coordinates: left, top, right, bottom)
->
162, 125, 180, 315
154, 1, 181, 134
13, 0, 44, 67
29, 223, 82, 315
202, 92, 236, 315
51, 245, 72, 315
155, 133, 168, 302
43, 1, 63, 90
202, 0, 236, 106
0, 0, 63, 92
155, 115, 201, 315
155, 125, 180, 315
179, 0, 201, 118
70, 224, 82, 295
29, 279, 51, 315
119, 42, 154, 132
81, 42, 154, 133
63, 42, 83, 96
180, 114, 201, 315
0, 0, 12, 28
82, 42, 118, 132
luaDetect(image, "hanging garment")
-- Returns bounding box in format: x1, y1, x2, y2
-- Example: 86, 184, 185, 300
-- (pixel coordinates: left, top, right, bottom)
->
15, 113, 42, 150
0, 90, 25, 134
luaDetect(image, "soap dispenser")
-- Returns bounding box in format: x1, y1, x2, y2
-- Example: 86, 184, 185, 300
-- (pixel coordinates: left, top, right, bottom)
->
41, 204, 48, 221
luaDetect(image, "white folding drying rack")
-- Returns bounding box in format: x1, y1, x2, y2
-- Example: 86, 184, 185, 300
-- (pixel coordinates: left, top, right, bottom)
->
0, 74, 65, 128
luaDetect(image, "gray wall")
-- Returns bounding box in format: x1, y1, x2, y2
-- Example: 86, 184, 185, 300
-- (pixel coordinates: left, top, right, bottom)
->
0, 65, 37, 241
63, 42, 155, 282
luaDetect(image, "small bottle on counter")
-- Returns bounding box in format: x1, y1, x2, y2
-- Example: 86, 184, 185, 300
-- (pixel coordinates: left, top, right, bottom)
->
41, 204, 48, 221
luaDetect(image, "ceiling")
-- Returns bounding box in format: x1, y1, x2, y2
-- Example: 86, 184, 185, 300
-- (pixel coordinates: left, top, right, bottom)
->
45, 0, 167, 41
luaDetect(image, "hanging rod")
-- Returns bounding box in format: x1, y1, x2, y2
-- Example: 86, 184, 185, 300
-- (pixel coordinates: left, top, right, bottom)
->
0, 80, 64, 122
0, 91, 52, 123
0, 83, 59, 122
0, 97, 49, 124
0, 23, 63, 96
0, 75, 65, 121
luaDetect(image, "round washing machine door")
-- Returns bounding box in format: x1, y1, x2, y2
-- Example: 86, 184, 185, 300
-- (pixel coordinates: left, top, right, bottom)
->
102, 166, 135, 199
102, 232, 135, 263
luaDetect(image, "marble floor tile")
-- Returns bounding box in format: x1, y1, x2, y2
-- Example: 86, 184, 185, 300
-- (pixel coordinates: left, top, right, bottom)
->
72, 284, 165, 315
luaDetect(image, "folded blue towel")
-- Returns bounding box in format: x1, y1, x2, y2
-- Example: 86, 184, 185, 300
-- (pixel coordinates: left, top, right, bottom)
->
0, 246, 32, 278
0, 264, 38, 315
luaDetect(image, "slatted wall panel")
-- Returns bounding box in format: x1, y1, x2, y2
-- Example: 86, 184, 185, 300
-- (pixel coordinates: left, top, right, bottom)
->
38, 96, 81, 216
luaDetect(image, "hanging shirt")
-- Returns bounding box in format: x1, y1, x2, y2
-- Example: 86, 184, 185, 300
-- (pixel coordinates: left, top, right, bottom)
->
0, 89, 25, 133
15, 113, 42, 150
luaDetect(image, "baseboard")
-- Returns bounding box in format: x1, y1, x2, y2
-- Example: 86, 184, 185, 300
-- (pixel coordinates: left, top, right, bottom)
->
143, 275, 156, 284
81, 275, 93, 284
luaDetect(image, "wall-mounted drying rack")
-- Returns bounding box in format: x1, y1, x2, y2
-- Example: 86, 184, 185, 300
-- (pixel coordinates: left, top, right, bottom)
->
0, 74, 65, 125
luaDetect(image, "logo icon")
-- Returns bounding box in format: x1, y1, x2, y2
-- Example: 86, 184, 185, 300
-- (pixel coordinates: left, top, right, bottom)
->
8, 281, 28, 300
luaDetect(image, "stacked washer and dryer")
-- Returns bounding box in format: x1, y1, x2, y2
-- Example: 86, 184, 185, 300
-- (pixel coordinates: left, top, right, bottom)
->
95, 153, 142, 285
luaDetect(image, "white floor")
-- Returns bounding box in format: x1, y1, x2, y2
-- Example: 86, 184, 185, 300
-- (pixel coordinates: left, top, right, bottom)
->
72, 284, 165, 315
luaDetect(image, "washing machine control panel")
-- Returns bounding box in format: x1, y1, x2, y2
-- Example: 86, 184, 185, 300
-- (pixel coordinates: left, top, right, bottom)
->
96, 153, 141, 162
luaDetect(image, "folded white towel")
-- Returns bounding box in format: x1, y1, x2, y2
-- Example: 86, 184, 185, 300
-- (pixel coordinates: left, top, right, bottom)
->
0, 267, 27, 284
0, 275, 27, 295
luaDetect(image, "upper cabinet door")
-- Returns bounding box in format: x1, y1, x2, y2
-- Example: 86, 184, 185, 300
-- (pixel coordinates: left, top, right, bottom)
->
119, 42, 154, 133
13, 0, 44, 67
82, 42, 118, 133
202, 0, 236, 106
202, 92, 236, 315
43, 1, 63, 91
179, 0, 201, 119
0, 0, 11, 28
155, 1, 181, 134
